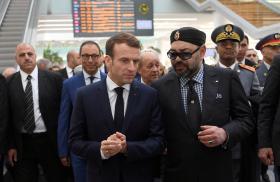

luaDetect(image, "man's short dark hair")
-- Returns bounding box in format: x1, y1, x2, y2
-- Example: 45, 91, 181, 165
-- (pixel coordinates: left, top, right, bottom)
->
79, 40, 101, 56
243, 35, 249, 45
105, 32, 141, 58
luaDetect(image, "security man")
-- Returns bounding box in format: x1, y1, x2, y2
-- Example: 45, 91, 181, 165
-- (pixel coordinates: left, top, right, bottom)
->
212, 24, 261, 182
256, 33, 280, 182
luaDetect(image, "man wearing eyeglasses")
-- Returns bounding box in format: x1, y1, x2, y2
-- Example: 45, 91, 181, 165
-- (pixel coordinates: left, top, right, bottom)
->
57, 40, 106, 182
212, 24, 261, 182
152, 27, 253, 182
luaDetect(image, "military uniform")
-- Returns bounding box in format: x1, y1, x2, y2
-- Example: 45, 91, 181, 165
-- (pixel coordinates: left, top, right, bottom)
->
212, 24, 261, 182
256, 63, 269, 89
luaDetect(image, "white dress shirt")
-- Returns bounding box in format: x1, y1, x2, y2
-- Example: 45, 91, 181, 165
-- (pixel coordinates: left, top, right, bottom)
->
20, 66, 47, 133
66, 65, 74, 78
218, 61, 237, 70
83, 70, 101, 85
100, 76, 130, 160
106, 76, 130, 119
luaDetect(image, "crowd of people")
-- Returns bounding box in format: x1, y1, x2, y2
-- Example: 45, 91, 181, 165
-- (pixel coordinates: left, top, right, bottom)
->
0, 24, 279, 182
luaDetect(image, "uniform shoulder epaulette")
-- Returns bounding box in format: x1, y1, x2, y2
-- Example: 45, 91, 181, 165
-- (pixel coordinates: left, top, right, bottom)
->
239, 64, 255, 72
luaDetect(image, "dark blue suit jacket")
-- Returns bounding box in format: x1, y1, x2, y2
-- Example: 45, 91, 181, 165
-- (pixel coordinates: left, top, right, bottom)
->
69, 79, 164, 182
57, 71, 106, 157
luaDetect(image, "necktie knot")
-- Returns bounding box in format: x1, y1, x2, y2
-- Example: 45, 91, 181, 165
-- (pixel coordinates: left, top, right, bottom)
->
89, 76, 94, 84
27, 75, 32, 81
114, 87, 124, 96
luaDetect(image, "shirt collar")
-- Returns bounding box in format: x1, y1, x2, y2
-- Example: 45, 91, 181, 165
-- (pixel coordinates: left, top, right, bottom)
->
66, 65, 73, 73
83, 69, 101, 79
180, 64, 204, 85
106, 75, 130, 92
218, 61, 237, 70
20, 66, 38, 81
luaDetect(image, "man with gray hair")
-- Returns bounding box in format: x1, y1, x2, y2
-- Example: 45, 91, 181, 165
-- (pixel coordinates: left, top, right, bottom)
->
37, 58, 52, 71
138, 49, 161, 85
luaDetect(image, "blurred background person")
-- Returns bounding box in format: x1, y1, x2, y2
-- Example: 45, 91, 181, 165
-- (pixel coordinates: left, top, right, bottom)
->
138, 49, 161, 85
245, 49, 259, 65
2, 67, 16, 78
37, 58, 52, 71
58, 50, 80, 79
237, 35, 257, 67
256, 33, 280, 89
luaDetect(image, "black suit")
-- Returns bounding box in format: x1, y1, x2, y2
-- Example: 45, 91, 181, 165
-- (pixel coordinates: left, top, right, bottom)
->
7, 69, 66, 182
258, 54, 280, 171
58, 67, 68, 80
0, 74, 8, 154
0, 74, 8, 182
152, 64, 254, 182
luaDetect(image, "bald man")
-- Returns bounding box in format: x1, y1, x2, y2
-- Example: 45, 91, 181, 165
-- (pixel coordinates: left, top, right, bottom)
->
59, 50, 80, 79
138, 49, 161, 85
7, 43, 67, 182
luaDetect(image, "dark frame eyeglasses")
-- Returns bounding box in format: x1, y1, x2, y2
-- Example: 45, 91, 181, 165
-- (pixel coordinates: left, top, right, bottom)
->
167, 46, 201, 61
81, 54, 100, 61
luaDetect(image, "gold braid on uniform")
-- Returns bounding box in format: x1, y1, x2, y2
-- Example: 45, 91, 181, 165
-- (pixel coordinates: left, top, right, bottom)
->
239, 64, 255, 72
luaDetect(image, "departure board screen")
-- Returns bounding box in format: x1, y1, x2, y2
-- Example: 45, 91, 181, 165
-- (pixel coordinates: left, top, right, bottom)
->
72, 0, 153, 37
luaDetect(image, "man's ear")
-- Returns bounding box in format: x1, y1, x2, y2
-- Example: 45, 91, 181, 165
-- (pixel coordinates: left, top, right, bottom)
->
104, 55, 112, 71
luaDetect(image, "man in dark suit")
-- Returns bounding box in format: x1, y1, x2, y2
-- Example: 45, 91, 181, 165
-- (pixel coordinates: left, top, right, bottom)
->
0, 74, 8, 182
58, 40, 106, 182
7, 43, 66, 182
258, 40, 280, 182
69, 33, 164, 182
58, 50, 80, 79
237, 35, 257, 67
152, 27, 254, 182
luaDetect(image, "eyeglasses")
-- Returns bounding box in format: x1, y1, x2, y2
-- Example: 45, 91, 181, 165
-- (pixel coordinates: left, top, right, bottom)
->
167, 46, 201, 61
81, 54, 100, 61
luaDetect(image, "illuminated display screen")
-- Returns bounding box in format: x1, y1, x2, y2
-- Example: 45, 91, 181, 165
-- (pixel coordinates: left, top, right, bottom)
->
72, 0, 153, 37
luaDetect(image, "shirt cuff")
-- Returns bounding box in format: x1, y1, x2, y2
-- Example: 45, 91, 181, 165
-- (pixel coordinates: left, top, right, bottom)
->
100, 149, 109, 160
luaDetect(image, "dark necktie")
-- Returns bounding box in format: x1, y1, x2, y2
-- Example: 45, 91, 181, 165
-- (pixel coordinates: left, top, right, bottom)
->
187, 79, 201, 132
23, 75, 36, 133
89, 76, 94, 84
114, 87, 124, 131
72, 69, 75, 76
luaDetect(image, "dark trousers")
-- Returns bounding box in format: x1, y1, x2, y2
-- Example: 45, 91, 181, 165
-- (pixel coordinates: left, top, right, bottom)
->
10, 133, 67, 182
276, 166, 280, 182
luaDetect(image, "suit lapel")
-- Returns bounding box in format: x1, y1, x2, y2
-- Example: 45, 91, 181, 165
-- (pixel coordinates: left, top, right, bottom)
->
78, 72, 86, 86
202, 65, 219, 123
13, 72, 25, 120
38, 70, 47, 111
97, 80, 115, 133
122, 81, 139, 133
165, 72, 196, 135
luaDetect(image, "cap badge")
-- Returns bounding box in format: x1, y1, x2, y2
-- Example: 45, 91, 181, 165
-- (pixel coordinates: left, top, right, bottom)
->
225, 24, 233, 33
275, 33, 280, 39
174, 31, 180, 40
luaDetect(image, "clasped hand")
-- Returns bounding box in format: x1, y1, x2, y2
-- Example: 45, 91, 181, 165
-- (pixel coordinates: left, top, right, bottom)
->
101, 132, 127, 158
